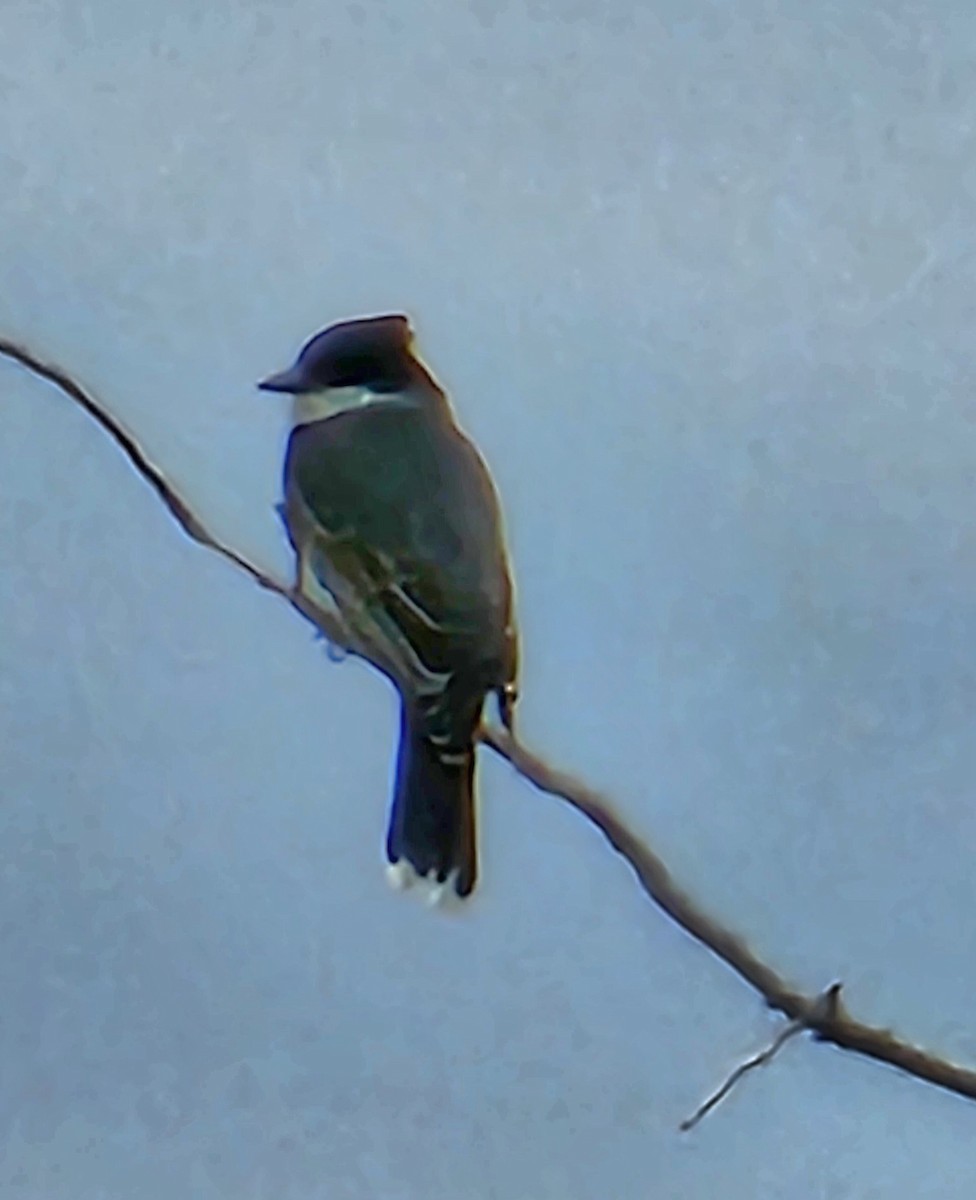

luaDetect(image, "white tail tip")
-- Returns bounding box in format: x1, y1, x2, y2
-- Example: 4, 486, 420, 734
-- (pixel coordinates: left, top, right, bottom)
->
385, 860, 466, 912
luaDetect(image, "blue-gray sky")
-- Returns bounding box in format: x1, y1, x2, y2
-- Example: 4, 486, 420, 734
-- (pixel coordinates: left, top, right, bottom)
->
3, 0, 976, 1194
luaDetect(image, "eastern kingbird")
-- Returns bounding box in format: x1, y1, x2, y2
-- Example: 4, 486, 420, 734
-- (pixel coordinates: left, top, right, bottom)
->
259, 314, 518, 899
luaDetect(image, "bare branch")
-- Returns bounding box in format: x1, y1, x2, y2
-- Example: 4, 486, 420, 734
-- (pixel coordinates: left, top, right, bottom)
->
0, 336, 352, 645
5, 334, 976, 1110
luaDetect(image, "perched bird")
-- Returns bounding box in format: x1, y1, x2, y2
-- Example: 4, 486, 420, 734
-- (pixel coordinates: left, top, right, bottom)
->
259, 314, 518, 899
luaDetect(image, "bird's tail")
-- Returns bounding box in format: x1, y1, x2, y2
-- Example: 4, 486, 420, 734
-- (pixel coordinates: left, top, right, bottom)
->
385, 702, 478, 899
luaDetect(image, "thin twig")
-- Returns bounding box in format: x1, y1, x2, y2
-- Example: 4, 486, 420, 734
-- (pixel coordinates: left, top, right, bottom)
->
680, 1019, 804, 1131
679, 984, 843, 1130
5, 334, 976, 1110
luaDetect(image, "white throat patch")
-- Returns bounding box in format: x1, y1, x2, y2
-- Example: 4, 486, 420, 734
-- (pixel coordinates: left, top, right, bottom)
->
290, 386, 384, 428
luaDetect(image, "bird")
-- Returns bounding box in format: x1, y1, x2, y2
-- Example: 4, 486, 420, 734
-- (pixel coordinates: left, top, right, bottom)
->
258, 314, 518, 900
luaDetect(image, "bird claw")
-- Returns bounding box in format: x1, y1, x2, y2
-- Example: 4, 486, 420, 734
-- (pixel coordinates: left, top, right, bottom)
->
311, 626, 350, 663
325, 641, 349, 664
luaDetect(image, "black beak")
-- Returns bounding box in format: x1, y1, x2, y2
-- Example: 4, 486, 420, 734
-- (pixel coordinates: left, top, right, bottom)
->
257, 365, 305, 393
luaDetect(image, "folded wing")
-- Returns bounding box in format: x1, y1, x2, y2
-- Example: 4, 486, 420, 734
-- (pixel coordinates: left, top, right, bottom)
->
282, 402, 517, 737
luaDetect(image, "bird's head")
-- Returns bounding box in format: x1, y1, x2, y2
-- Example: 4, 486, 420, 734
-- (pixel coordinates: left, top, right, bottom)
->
258, 314, 417, 396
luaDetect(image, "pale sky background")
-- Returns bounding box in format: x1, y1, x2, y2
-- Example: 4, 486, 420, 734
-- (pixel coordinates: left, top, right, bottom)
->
3, 0, 976, 1195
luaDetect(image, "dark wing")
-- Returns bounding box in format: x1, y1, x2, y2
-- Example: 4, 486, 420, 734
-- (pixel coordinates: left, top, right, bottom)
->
283, 402, 517, 715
